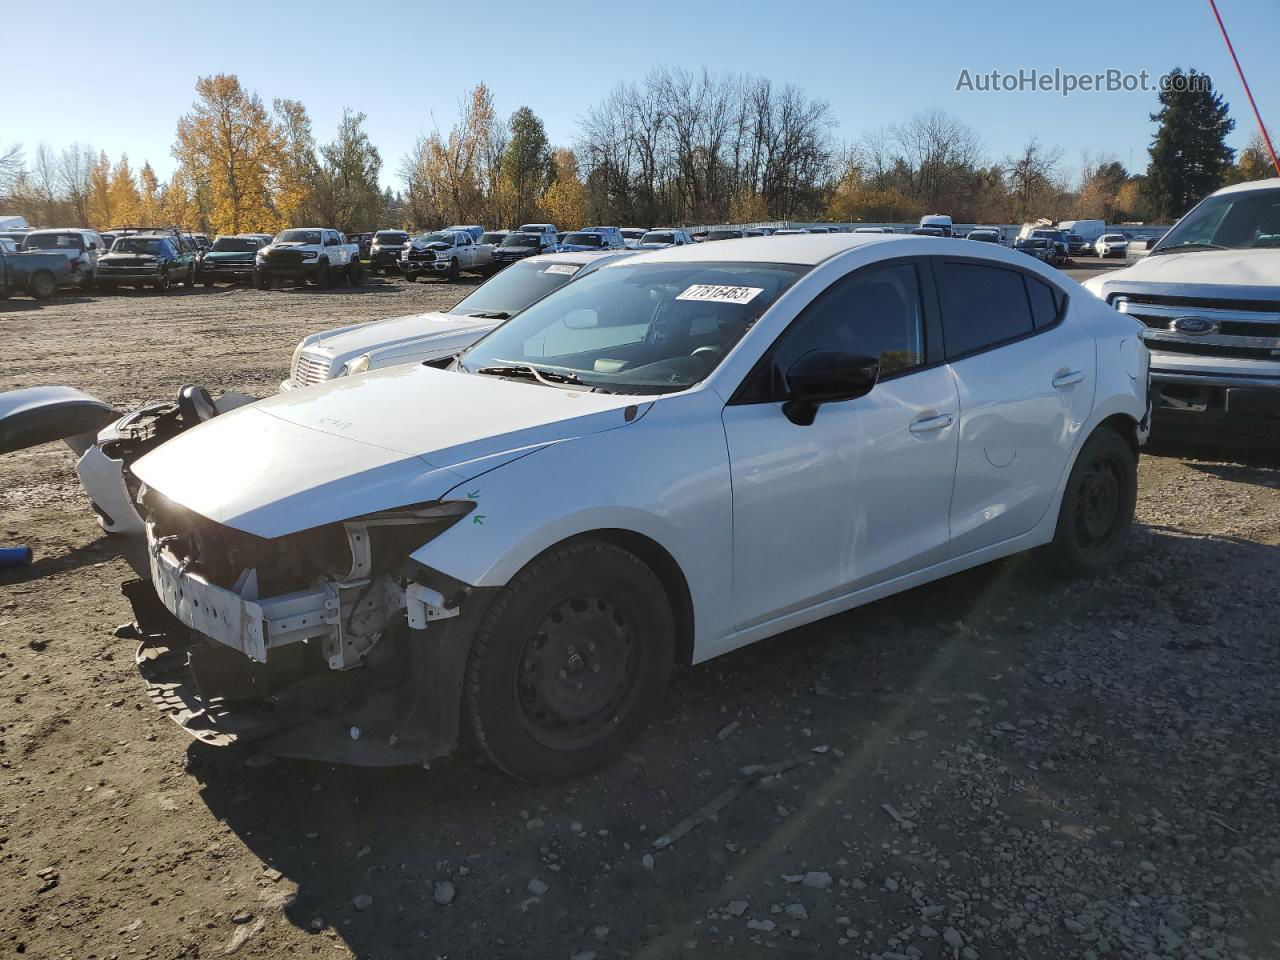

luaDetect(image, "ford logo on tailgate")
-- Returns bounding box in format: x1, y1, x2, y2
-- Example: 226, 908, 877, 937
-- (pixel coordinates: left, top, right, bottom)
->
1171, 316, 1217, 335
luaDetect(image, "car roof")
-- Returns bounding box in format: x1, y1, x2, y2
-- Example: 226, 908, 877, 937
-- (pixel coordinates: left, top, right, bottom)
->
1211, 177, 1280, 197
624, 233, 1048, 268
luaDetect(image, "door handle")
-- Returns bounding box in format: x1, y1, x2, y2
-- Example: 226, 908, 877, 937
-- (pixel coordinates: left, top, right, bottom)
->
1052, 370, 1085, 388
909, 413, 954, 433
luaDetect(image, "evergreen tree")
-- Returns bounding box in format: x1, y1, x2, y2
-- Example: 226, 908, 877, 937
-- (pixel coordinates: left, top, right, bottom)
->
1143, 68, 1234, 219
501, 107, 554, 226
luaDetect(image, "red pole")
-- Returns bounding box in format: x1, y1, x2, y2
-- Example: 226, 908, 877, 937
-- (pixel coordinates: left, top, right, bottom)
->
1207, 0, 1280, 177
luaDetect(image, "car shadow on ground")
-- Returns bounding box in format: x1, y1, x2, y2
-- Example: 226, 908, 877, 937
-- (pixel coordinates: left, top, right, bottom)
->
0, 533, 124, 585
1149, 436, 1280, 472
0, 295, 96, 313
181, 523, 1276, 959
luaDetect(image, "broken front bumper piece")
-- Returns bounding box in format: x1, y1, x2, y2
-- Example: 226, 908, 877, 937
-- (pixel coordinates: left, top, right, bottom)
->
126, 514, 487, 766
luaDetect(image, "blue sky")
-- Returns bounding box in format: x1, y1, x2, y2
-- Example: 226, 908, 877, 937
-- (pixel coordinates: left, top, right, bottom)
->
5, 1, 1277, 189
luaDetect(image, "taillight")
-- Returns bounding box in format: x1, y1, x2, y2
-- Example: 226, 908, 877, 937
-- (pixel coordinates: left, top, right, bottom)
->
68, 256, 83, 268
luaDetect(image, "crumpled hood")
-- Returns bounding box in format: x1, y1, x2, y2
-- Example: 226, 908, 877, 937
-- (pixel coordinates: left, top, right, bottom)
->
1088, 248, 1280, 294
132, 364, 647, 538
311, 311, 498, 355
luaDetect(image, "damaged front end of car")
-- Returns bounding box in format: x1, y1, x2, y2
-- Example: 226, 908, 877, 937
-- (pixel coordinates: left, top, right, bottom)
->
122, 493, 494, 766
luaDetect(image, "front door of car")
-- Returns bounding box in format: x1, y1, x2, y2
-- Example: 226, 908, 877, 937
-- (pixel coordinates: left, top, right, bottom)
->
934, 258, 1095, 557
722, 261, 960, 631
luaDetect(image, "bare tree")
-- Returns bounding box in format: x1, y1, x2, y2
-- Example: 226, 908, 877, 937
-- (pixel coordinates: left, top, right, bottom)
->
57, 143, 95, 226
0, 140, 24, 203
1004, 137, 1066, 222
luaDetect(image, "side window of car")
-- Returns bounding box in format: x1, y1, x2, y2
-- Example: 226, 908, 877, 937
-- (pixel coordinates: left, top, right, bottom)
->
936, 261, 1036, 358
744, 262, 927, 401
1024, 275, 1065, 330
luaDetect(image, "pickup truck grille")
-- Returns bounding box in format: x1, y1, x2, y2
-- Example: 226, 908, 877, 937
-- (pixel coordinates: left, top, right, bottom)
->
294, 351, 333, 387
1114, 294, 1280, 363
403, 250, 436, 262
265, 249, 307, 267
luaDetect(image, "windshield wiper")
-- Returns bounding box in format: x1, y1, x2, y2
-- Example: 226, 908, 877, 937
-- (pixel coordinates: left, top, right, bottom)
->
474, 363, 588, 388
1150, 241, 1228, 255
460, 310, 512, 320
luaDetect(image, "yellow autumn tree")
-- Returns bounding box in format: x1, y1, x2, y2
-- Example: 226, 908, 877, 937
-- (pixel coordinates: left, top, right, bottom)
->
138, 162, 162, 224
173, 74, 283, 234
273, 97, 318, 227
86, 151, 113, 228
540, 148, 588, 229
107, 155, 142, 226
728, 190, 769, 224
826, 174, 920, 223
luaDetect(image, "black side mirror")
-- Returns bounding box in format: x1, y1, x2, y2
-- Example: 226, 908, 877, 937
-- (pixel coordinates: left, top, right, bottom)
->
782, 350, 880, 426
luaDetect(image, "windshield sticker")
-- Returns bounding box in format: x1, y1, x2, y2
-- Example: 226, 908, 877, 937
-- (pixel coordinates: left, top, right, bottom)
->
543, 264, 579, 276
676, 284, 764, 304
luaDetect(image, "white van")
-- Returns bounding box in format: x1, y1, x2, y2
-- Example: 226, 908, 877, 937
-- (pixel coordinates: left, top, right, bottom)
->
1058, 219, 1106, 244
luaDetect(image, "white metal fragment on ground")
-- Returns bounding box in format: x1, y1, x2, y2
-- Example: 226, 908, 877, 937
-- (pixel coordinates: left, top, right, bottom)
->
223, 918, 265, 955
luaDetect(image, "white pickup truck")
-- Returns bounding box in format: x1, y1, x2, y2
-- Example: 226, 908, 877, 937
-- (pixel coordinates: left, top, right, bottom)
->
400, 229, 493, 281
254, 228, 363, 288
1083, 178, 1280, 442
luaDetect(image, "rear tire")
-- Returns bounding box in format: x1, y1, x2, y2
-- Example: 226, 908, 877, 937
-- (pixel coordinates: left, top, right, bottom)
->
183, 267, 195, 288
29, 271, 56, 299
98, 280, 116, 294
1046, 428, 1136, 577
154, 271, 172, 293
464, 539, 674, 782
347, 259, 364, 286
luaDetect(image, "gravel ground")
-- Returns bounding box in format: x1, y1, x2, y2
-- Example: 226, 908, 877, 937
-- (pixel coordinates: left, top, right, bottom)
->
2, 267, 1279, 960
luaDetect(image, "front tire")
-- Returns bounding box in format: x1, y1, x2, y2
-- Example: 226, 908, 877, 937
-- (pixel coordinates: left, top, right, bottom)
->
153, 271, 172, 293
1047, 428, 1136, 576
254, 269, 271, 290
315, 260, 330, 288
446, 258, 460, 281
464, 539, 675, 782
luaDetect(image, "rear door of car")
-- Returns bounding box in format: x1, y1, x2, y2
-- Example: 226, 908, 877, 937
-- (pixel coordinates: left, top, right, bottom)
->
934, 257, 1095, 557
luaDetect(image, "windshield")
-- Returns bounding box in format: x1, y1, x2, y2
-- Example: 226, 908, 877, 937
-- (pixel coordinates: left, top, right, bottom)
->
211, 237, 257, 252
479, 233, 507, 244
374, 231, 408, 244
641, 232, 675, 244
277, 229, 321, 244
1152, 187, 1280, 253
518, 225, 549, 233
563, 233, 605, 247
450, 259, 586, 318
114, 238, 168, 255
1102, 234, 1126, 242
22, 232, 83, 251
502, 233, 541, 248
459, 261, 808, 394
416, 232, 455, 245
706, 231, 743, 241
621, 229, 646, 238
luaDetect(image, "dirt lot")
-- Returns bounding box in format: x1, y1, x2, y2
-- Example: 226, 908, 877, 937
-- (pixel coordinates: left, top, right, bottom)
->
2, 269, 1280, 960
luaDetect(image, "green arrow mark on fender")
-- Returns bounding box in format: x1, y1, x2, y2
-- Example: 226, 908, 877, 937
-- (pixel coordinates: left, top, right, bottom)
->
472, 515, 486, 525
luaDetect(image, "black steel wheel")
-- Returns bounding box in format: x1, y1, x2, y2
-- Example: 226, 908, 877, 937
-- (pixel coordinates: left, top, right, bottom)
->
1048, 427, 1136, 576
29, 271, 56, 299
465, 539, 674, 781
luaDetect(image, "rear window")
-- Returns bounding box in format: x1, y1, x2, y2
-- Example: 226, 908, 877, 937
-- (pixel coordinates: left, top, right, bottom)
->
479, 233, 506, 244
563, 233, 605, 246
22, 232, 84, 251
641, 232, 675, 244
937, 261, 1036, 357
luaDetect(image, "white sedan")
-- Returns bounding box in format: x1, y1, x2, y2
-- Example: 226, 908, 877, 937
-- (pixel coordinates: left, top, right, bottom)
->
123, 235, 1149, 780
